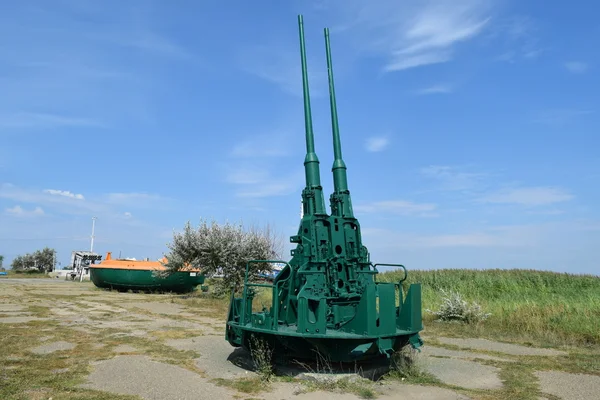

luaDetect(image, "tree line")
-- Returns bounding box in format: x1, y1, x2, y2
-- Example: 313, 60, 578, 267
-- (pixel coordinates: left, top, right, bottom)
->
10, 247, 57, 273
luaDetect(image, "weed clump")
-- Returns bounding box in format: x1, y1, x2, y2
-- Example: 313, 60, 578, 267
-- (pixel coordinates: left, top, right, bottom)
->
426, 289, 491, 324
248, 335, 274, 381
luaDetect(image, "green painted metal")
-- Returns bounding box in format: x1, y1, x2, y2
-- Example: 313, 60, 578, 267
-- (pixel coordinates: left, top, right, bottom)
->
90, 268, 205, 293
225, 14, 424, 363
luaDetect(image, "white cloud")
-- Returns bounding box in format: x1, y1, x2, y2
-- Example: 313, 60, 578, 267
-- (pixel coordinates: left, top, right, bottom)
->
227, 167, 304, 198
420, 165, 487, 191
415, 84, 453, 95
478, 187, 574, 206
44, 189, 85, 200
0, 183, 168, 216
318, 0, 493, 71
362, 224, 544, 248
4, 205, 45, 217
225, 125, 305, 199
355, 200, 437, 216
0, 1, 197, 134
237, 44, 326, 96
237, 182, 300, 198
226, 168, 270, 185
365, 136, 390, 152
565, 61, 588, 74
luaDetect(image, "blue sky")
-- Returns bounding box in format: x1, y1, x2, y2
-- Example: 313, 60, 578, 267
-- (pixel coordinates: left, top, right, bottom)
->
1, 0, 598, 274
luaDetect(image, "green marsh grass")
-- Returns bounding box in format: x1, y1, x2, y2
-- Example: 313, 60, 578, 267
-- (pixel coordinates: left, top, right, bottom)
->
379, 268, 600, 347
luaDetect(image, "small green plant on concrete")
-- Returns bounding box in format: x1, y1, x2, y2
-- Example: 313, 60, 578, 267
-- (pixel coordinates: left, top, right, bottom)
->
248, 335, 274, 381
427, 289, 491, 324
387, 345, 439, 385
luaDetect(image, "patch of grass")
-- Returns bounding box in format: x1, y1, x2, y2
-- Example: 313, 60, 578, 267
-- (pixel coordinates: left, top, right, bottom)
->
0, 318, 137, 399
0, 303, 203, 399
379, 268, 600, 347
97, 330, 203, 373
296, 377, 378, 399
148, 327, 198, 340
5, 270, 51, 279
212, 377, 270, 394
386, 346, 441, 385
168, 292, 230, 320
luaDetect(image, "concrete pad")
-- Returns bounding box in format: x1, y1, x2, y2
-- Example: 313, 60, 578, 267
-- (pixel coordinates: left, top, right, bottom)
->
165, 336, 254, 379
80, 355, 234, 400
422, 345, 513, 362
421, 357, 503, 390
535, 370, 600, 400
438, 337, 567, 356
30, 341, 76, 355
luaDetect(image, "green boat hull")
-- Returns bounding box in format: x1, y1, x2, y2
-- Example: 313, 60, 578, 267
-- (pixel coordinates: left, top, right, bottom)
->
90, 268, 205, 293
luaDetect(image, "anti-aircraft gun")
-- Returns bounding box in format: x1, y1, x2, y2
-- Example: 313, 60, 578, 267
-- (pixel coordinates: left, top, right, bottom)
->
225, 15, 423, 363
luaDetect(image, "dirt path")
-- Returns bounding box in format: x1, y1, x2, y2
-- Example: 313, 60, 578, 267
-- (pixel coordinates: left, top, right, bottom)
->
1, 278, 598, 399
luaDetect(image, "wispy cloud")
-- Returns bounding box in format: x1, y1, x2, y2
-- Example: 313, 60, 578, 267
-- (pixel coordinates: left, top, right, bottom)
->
237, 44, 326, 96
318, 0, 493, 71
489, 15, 544, 63
44, 189, 85, 200
0, 184, 96, 213
478, 186, 574, 206
226, 168, 270, 185
362, 223, 549, 249
113, 31, 193, 59
105, 192, 166, 206
0, 1, 196, 132
421, 165, 488, 192
531, 108, 593, 126
365, 136, 390, 152
236, 181, 302, 198
4, 205, 45, 217
0, 113, 101, 130
565, 61, 589, 74
415, 84, 453, 95
0, 183, 170, 216
226, 167, 304, 198
355, 200, 437, 216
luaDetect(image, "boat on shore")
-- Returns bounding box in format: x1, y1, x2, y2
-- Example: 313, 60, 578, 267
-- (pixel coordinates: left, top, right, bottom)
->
90, 252, 205, 293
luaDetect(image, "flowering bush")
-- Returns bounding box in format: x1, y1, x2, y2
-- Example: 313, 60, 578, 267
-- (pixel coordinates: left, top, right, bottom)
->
426, 289, 491, 324
164, 218, 283, 295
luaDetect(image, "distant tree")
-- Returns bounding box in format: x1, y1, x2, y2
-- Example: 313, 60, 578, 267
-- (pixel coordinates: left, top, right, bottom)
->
10, 247, 56, 273
164, 218, 284, 295
0, 254, 4, 270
